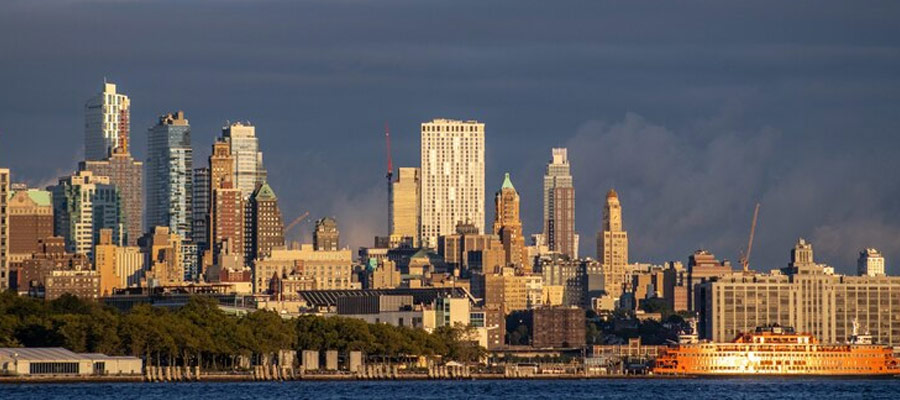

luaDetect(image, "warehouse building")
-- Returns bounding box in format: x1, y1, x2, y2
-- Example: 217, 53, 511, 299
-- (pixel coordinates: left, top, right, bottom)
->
0, 348, 142, 376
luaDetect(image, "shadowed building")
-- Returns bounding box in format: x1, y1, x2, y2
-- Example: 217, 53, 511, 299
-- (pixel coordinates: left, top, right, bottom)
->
314, 217, 340, 252
191, 167, 210, 252
247, 182, 285, 262
0, 168, 9, 289
532, 307, 586, 348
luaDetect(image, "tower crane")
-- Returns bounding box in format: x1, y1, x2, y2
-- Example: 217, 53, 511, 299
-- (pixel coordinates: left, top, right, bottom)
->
284, 211, 310, 235
739, 203, 760, 273
385, 122, 393, 236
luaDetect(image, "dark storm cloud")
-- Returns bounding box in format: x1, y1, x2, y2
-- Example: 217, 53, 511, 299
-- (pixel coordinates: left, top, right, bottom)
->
2, 0, 899, 273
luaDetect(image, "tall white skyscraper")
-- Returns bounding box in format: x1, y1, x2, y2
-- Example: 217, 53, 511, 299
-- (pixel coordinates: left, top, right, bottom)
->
543, 148, 577, 258
222, 122, 266, 199
420, 119, 485, 249
85, 81, 131, 160
146, 111, 193, 238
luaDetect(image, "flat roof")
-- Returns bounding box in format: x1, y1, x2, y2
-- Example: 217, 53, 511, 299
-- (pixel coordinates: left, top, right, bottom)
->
298, 287, 474, 308
0, 348, 140, 362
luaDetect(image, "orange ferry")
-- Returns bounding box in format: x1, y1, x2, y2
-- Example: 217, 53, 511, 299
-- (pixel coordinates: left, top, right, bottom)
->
653, 324, 900, 376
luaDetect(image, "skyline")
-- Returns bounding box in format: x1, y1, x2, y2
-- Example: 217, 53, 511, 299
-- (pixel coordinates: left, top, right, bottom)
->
2, 1, 900, 273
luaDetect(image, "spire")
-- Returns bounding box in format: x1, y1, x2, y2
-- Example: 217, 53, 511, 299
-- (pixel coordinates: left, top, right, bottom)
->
252, 181, 277, 201
501, 172, 515, 191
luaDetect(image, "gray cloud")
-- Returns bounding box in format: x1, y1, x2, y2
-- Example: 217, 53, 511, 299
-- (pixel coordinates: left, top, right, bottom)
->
1, 0, 899, 274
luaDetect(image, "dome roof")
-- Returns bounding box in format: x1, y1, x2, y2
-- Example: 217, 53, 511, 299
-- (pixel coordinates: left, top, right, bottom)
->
606, 188, 618, 199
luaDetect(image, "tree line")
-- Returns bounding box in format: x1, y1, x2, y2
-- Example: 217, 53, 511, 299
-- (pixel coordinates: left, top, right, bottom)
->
0, 292, 484, 369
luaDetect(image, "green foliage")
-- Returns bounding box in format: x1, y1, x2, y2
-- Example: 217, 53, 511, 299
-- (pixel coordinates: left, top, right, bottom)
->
0, 292, 483, 368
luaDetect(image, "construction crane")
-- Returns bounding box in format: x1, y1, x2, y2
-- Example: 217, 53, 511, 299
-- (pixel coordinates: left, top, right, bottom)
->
284, 211, 310, 235
739, 203, 761, 272
385, 122, 393, 236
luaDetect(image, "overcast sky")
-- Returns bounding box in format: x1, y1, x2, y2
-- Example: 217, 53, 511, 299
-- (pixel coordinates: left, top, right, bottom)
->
2, 0, 899, 274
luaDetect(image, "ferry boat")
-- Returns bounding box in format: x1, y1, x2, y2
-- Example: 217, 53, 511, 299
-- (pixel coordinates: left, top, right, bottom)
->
653, 323, 900, 376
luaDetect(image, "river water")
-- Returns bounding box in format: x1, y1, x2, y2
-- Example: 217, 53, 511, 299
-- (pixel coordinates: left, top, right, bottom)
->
1, 378, 897, 399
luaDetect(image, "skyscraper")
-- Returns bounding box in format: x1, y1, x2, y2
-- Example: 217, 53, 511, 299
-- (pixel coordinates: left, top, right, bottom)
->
84, 82, 131, 161
222, 122, 266, 199
543, 148, 577, 258
314, 217, 339, 252
0, 168, 9, 289
493, 173, 526, 270
191, 167, 210, 250
211, 180, 244, 260
420, 119, 485, 249
80, 83, 142, 246
79, 149, 142, 247
248, 182, 285, 262
146, 111, 193, 239
390, 167, 420, 247
49, 170, 122, 260
207, 140, 237, 261
596, 189, 628, 296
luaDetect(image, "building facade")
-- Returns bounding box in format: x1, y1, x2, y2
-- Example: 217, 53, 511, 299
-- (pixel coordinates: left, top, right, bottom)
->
222, 122, 266, 199
858, 248, 885, 277
49, 170, 122, 260
140, 226, 184, 286
191, 167, 210, 251
493, 173, 526, 270
247, 182, 285, 262
7, 188, 53, 265
313, 217, 339, 252
0, 169, 9, 289
687, 249, 733, 311
699, 239, 900, 346
390, 167, 420, 247
145, 111, 193, 239
420, 119, 485, 249
79, 152, 142, 247
543, 148, 577, 258
596, 189, 628, 297
211, 181, 244, 261
532, 307, 586, 348
84, 82, 130, 160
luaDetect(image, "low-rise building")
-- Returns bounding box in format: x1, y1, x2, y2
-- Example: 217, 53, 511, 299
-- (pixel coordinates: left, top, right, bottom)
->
0, 348, 142, 376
